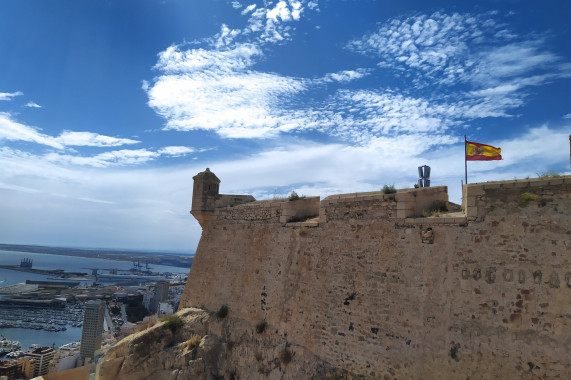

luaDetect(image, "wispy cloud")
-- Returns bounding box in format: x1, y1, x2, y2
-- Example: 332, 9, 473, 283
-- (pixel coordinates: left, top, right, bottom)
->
320, 69, 371, 83
157, 146, 195, 156
0, 112, 64, 149
0, 91, 23, 101
346, 11, 568, 90
43, 145, 195, 168
57, 131, 139, 147
44, 149, 161, 167
246, 0, 306, 43
146, 43, 307, 138
0, 113, 140, 149
24, 101, 42, 108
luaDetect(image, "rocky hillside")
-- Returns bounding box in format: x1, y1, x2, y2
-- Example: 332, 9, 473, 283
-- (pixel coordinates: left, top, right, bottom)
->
98, 307, 353, 380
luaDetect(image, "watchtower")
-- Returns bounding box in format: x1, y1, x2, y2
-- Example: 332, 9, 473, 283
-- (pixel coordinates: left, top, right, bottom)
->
191, 168, 220, 227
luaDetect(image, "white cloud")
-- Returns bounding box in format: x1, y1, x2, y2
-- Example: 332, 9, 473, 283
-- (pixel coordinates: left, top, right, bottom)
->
44, 149, 160, 167
41, 146, 196, 168
321, 69, 371, 83
232, 1, 242, 9
0, 91, 23, 101
240, 0, 310, 43
147, 43, 307, 138
471, 40, 561, 87
266, 1, 289, 22
241, 4, 256, 15
154, 43, 262, 73
347, 12, 480, 84
0, 113, 141, 149
0, 112, 64, 149
347, 11, 568, 91
57, 131, 139, 147
563, 113, 571, 119
24, 101, 42, 108
213, 24, 241, 48
157, 146, 195, 157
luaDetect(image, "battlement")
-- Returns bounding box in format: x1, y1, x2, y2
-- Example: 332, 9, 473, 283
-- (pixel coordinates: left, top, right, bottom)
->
463, 175, 571, 219
192, 169, 571, 229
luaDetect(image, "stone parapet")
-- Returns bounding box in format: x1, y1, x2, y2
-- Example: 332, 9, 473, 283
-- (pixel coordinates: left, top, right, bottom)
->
215, 199, 283, 222
463, 175, 571, 219
321, 191, 396, 222
279, 196, 320, 223
321, 186, 448, 222
213, 196, 321, 224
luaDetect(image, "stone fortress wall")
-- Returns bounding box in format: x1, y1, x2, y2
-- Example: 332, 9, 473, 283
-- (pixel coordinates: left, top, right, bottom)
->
180, 170, 570, 379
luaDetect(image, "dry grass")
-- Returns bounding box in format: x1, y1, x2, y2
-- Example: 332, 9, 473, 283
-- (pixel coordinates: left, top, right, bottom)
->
186, 334, 202, 350
135, 317, 158, 332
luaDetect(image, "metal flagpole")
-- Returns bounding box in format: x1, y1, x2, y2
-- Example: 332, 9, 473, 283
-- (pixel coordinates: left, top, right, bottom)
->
464, 135, 468, 185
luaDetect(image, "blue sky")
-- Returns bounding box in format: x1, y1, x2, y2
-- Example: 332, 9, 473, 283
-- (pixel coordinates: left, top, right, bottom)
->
1, 0, 570, 253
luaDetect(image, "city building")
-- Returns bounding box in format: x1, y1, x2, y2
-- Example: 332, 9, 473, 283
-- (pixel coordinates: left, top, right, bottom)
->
80, 300, 105, 360
157, 302, 173, 316
0, 360, 21, 380
150, 280, 170, 313
18, 347, 55, 378
154, 281, 169, 302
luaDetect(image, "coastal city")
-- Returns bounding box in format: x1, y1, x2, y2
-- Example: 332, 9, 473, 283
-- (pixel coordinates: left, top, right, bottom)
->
0, 248, 190, 380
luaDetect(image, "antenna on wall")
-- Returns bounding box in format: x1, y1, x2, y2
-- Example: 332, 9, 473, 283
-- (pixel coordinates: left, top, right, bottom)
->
418, 165, 431, 188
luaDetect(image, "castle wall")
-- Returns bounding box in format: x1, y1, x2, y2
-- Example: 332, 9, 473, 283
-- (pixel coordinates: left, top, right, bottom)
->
180, 176, 571, 379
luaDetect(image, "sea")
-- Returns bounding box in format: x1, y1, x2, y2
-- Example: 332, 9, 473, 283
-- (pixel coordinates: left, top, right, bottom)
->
0, 249, 190, 351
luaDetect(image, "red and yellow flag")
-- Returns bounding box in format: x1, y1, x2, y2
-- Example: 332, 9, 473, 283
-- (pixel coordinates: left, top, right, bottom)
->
465, 140, 502, 161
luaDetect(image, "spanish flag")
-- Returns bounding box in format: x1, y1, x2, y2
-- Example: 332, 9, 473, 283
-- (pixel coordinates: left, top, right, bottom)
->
465, 140, 502, 161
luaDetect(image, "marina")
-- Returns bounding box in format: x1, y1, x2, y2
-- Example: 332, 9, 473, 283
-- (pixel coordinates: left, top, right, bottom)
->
0, 305, 85, 355
0, 248, 190, 352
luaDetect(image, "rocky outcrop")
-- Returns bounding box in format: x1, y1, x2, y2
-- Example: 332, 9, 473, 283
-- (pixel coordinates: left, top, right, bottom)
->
98, 308, 351, 380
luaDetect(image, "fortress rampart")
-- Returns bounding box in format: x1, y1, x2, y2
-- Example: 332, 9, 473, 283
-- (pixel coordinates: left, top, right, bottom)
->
179, 170, 570, 379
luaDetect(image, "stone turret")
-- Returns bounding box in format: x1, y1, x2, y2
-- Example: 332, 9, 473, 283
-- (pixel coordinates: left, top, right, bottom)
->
190, 168, 256, 228
191, 168, 220, 228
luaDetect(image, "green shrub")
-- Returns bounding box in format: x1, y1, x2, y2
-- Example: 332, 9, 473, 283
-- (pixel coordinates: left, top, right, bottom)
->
288, 191, 300, 201
299, 227, 307, 236
419, 200, 448, 217
215, 304, 228, 319
382, 184, 396, 194
255, 320, 267, 334
160, 314, 183, 334
520, 192, 539, 206
431, 200, 448, 213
